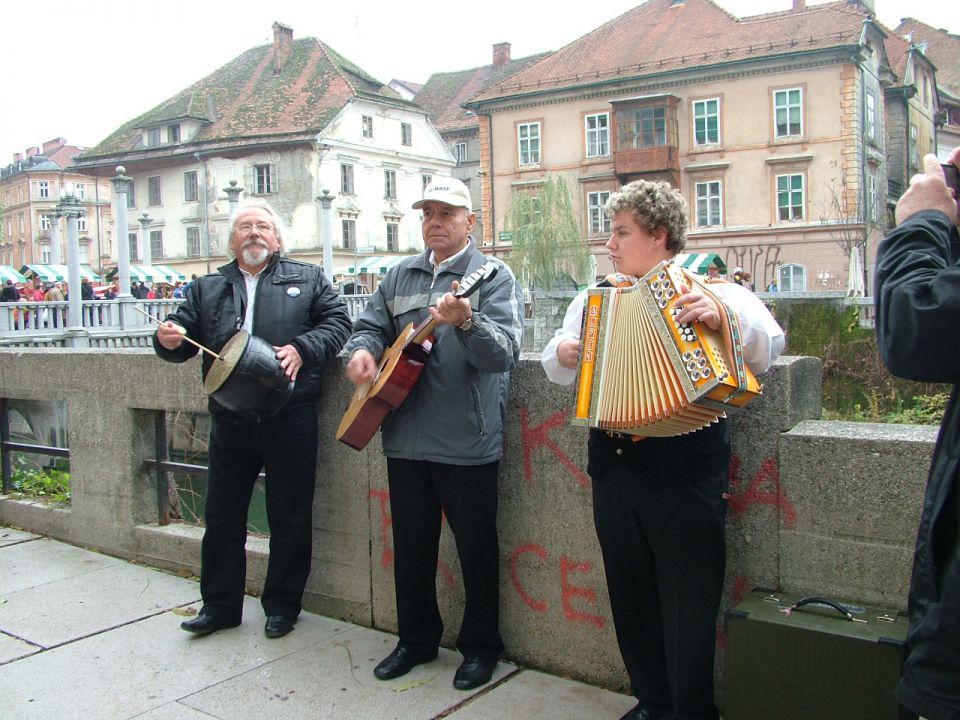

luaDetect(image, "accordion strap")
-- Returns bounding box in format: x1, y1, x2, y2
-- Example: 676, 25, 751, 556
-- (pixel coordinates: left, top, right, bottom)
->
681, 270, 750, 396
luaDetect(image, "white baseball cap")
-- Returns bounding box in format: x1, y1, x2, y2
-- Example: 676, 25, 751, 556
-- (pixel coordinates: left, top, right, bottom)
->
413, 177, 472, 210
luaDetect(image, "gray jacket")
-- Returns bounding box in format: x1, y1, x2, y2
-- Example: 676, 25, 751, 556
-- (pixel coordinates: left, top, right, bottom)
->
342, 240, 524, 465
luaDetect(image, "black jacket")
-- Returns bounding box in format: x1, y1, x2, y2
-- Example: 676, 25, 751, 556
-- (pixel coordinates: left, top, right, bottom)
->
153, 253, 352, 415
875, 209, 960, 720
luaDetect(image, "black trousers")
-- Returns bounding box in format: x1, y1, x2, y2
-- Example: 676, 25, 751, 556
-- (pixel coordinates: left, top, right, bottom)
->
386, 458, 504, 660
199, 402, 318, 622
588, 421, 730, 720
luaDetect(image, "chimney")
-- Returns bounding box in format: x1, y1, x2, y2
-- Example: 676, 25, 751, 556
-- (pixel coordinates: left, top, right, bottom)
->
13, 152, 22, 163
793, 0, 806, 10
492, 42, 511, 68
25, 147, 39, 158
272, 22, 293, 75
42, 138, 66, 155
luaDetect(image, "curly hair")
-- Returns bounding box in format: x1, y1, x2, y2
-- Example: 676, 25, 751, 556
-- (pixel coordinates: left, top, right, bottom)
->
605, 180, 688, 254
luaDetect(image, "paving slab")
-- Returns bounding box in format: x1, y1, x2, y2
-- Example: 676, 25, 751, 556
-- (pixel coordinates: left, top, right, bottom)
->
0, 597, 354, 720
0, 631, 41, 664
181, 625, 519, 720
0, 528, 38, 547
0, 536, 121, 594
448, 668, 635, 719
130, 702, 222, 720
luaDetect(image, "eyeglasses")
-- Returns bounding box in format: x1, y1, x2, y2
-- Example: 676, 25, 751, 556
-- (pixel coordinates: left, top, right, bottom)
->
236, 222, 274, 234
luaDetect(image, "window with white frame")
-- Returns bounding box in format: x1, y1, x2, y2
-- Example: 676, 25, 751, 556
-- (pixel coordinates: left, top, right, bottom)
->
866, 90, 876, 142
342, 219, 356, 249
588, 191, 611, 234
518, 122, 541, 166
40, 215, 51, 231
147, 127, 162, 146
127, 183, 137, 209
148, 176, 162, 206
693, 99, 720, 146
184, 170, 199, 202
341, 164, 355, 194
695, 181, 722, 227
129, 232, 140, 262
384, 169, 397, 200
909, 124, 919, 170
186, 226, 201, 256
150, 230, 163, 259
77, 216, 87, 232
386, 222, 399, 251
74, 183, 85, 200
38, 180, 49, 199
168, 124, 181, 143
778, 264, 806, 291
454, 142, 467, 162
41, 245, 51, 263
585, 113, 610, 158
401, 123, 412, 146
774, 88, 803, 137
78, 242, 88, 263
254, 164, 276, 194
776, 173, 805, 221
421, 174, 432, 190
362, 115, 373, 138
867, 172, 879, 223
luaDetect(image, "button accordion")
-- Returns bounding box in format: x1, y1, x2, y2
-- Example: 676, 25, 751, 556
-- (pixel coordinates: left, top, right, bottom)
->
573, 260, 762, 437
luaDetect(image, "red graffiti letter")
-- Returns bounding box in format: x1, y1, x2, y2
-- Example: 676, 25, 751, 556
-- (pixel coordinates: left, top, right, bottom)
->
510, 543, 548, 613
520, 407, 590, 489
728, 454, 797, 528
559, 554, 604, 628
368, 488, 393, 568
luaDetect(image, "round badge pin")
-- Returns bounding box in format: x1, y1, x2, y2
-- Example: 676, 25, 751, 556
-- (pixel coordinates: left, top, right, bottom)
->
286, 286, 301, 298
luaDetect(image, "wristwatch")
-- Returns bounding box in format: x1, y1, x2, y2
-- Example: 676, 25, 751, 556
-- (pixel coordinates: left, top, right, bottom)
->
458, 316, 474, 332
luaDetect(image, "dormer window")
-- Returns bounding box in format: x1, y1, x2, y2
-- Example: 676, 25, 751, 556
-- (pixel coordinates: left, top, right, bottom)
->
168, 124, 181, 143
147, 128, 162, 146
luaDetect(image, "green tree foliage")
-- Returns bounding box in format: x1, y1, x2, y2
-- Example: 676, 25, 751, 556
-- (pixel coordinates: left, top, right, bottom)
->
503, 175, 592, 289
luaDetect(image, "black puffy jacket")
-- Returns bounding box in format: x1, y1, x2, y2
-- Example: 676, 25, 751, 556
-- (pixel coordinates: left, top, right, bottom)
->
153, 253, 352, 415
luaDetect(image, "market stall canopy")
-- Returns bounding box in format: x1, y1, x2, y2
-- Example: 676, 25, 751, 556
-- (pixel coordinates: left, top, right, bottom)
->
0, 265, 27, 283
105, 264, 186, 283
20, 264, 100, 283
346, 255, 413, 275
673, 253, 727, 275
346, 256, 385, 275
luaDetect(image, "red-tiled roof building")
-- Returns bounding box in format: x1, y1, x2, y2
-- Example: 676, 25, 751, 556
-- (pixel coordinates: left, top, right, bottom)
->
466, 0, 942, 294
71, 23, 455, 279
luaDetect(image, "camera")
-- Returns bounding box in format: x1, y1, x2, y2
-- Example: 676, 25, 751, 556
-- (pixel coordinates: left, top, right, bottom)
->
943, 163, 960, 217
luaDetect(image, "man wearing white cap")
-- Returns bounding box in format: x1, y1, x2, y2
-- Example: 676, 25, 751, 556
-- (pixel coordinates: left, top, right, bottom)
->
342, 177, 524, 691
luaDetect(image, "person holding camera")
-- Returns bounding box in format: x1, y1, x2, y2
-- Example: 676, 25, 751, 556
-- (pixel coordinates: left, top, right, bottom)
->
875, 148, 960, 720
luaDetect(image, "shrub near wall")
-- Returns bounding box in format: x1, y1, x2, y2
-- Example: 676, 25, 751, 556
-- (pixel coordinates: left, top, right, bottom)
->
766, 297, 947, 422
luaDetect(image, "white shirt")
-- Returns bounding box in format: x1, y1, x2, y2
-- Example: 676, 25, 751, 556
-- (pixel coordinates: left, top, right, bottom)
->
240, 268, 261, 333
541, 278, 785, 386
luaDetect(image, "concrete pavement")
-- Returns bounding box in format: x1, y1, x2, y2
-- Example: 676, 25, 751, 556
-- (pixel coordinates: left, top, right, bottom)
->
0, 527, 636, 720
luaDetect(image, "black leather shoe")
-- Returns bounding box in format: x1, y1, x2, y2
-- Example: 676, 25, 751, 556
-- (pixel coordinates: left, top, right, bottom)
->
264, 615, 296, 638
453, 655, 497, 690
373, 645, 438, 680
618, 704, 663, 720
180, 613, 239, 636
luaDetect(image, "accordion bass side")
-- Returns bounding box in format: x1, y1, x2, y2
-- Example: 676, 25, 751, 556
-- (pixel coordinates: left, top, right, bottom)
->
572, 261, 762, 437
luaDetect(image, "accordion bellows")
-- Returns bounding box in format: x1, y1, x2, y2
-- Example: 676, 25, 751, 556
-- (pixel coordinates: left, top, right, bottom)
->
573, 261, 762, 437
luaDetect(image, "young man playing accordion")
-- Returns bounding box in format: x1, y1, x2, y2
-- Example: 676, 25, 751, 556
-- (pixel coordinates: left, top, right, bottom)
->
542, 180, 784, 720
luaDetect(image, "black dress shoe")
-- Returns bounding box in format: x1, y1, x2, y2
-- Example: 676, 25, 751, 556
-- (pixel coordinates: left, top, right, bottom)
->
618, 703, 663, 720
453, 655, 497, 690
180, 614, 239, 636
373, 645, 438, 680
264, 615, 296, 638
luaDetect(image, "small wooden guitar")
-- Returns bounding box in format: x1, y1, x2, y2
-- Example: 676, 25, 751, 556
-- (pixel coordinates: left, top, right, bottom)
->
336, 261, 500, 450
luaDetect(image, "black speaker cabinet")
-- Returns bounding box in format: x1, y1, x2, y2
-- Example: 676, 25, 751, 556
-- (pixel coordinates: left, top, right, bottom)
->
724, 589, 913, 720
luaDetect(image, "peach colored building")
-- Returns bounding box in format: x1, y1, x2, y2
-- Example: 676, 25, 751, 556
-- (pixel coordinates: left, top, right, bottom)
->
467, 0, 940, 293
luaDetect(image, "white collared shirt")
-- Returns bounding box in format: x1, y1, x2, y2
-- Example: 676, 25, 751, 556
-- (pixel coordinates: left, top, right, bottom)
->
429, 243, 470, 284
240, 267, 261, 333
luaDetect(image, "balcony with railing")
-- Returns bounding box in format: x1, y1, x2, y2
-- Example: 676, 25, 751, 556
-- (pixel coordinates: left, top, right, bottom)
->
611, 95, 680, 183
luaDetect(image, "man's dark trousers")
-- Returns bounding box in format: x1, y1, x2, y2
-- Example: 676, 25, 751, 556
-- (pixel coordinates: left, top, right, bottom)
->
200, 402, 318, 622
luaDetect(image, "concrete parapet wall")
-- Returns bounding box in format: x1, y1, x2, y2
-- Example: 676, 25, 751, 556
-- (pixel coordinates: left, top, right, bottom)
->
0, 348, 934, 693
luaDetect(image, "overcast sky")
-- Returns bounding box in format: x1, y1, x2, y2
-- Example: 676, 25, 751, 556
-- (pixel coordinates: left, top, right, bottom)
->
2, 0, 958, 158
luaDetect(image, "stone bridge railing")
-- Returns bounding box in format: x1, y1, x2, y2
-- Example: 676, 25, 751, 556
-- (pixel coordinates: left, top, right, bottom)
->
0, 348, 935, 694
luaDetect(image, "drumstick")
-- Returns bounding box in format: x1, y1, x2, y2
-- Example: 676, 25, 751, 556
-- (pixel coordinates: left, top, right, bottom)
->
133, 306, 224, 362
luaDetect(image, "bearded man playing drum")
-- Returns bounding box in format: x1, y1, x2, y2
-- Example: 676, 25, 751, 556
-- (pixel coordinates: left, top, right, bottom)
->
154, 198, 351, 639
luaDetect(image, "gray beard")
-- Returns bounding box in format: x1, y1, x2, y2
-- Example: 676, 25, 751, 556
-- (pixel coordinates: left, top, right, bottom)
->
242, 245, 270, 266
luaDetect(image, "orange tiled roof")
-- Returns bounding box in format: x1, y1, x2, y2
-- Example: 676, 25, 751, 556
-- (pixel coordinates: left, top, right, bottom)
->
416, 52, 551, 133
470, 0, 873, 105
77, 36, 404, 162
